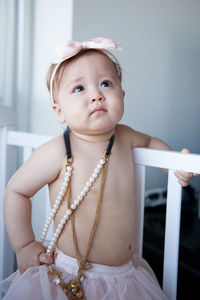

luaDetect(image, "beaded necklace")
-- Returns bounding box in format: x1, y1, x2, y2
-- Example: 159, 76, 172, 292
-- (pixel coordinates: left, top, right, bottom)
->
39, 127, 114, 299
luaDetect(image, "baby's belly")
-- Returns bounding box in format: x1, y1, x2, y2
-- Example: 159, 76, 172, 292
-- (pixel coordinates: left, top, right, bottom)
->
55, 193, 136, 266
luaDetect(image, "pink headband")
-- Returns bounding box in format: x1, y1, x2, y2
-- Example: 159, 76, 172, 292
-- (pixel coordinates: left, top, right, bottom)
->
50, 37, 122, 104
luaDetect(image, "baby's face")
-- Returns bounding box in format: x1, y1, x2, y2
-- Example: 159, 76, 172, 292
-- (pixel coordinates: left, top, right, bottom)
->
54, 51, 124, 135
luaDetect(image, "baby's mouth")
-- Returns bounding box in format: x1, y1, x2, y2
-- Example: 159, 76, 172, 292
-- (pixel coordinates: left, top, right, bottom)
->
90, 107, 107, 115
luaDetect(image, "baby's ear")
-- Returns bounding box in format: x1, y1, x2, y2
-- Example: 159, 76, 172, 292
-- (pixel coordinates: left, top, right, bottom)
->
52, 104, 66, 124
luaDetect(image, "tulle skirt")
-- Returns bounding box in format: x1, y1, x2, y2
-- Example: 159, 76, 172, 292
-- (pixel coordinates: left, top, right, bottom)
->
0, 248, 169, 300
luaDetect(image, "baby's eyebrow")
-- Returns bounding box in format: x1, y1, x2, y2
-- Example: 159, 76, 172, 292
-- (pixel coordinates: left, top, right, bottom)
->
66, 77, 84, 87
99, 73, 119, 80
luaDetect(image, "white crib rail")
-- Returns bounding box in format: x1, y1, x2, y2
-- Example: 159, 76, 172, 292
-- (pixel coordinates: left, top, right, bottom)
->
133, 147, 200, 300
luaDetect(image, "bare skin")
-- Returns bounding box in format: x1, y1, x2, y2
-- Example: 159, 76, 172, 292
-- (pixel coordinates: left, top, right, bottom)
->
3, 51, 195, 274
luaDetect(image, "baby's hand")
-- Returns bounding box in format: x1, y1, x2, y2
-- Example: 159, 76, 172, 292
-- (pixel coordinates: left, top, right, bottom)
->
174, 148, 199, 187
16, 240, 53, 274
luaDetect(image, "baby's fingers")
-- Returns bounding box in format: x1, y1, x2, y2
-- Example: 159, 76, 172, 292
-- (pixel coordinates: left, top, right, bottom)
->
39, 252, 54, 265
181, 148, 190, 154
174, 170, 193, 187
178, 148, 200, 181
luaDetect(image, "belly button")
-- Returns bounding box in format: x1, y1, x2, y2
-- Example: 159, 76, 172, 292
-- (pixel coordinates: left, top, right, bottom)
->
128, 244, 132, 251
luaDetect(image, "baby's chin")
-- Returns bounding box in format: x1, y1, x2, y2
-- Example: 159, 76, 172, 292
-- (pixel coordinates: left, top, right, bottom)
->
71, 126, 116, 138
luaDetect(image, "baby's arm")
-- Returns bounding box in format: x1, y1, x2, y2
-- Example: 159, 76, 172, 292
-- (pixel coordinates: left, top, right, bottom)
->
124, 125, 197, 186
3, 136, 64, 273
147, 136, 199, 185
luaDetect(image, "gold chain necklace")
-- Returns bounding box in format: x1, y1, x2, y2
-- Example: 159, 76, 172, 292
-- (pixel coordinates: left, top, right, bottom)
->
40, 128, 114, 299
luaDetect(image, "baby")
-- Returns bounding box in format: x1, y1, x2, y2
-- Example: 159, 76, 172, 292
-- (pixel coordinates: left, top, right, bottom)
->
1, 38, 194, 300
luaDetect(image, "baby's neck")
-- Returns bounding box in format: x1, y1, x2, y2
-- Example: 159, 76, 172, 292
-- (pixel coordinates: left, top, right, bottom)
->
70, 129, 115, 144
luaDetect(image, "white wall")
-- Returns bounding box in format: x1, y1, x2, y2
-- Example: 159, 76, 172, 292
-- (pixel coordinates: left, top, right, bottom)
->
30, 0, 73, 136
73, 0, 200, 190
0, 1, 18, 107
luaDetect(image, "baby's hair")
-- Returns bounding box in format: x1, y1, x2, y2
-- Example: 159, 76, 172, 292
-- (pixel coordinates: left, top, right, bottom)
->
46, 49, 122, 104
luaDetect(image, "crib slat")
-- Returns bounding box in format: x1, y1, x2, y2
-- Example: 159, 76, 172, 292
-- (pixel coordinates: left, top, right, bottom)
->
134, 164, 146, 256
23, 146, 33, 163
0, 127, 15, 280
163, 170, 182, 300
0, 127, 7, 281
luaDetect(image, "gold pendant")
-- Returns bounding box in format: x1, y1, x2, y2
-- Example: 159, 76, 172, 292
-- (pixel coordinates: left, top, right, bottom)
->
47, 265, 85, 299
62, 279, 85, 299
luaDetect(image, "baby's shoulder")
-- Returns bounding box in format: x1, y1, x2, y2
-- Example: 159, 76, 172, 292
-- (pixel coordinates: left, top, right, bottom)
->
33, 135, 66, 167
115, 124, 137, 141
115, 124, 150, 148
35, 135, 65, 152
116, 124, 134, 135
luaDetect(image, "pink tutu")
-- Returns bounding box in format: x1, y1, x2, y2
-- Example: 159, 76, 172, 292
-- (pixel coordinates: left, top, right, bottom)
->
0, 249, 169, 300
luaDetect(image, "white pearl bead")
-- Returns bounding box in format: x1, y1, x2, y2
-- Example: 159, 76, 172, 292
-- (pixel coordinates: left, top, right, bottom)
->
61, 218, 66, 225
58, 191, 64, 198
65, 178, 70, 185
67, 166, 72, 171
54, 199, 60, 206
50, 212, 54, 218
66, 209, 72, 215
60, 186, 66, 192
89, 177, 95, 183
58, 223, 63, 229
86, 182, 92, 187
64, 177, 69, 184
92, 173, 98, 179
43, 228, 47, 234
78, 195, 83, 201
97, 164, 102, 170
56, 195, 62, 202
51, 208, 56, 214
61, 182, 67, 188
71, 204, 76, 210
54, 231, 60, 238
83, 186, 89, 193
53, 231, 59, 239
74, 199, 79, 205
63, 214, 69, 220
100, 159, 105, 165
50, 241, 54, 246
47, 249, 51, 255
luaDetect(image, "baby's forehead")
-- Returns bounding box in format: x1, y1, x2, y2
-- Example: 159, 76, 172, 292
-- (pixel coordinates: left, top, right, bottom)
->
62, 50, 120, 79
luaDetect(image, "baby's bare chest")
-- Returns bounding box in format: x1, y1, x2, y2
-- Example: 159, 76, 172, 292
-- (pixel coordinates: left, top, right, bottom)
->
50, 146, 135, 210
48, 146, 136, 263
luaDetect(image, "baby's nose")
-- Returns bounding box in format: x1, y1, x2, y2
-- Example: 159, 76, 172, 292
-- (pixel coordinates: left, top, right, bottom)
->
90, 90, 105, 102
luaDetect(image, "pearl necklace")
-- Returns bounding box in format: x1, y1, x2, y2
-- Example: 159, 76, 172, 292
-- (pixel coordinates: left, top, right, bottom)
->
39, 128, 114, 299
39, 155, 106, 255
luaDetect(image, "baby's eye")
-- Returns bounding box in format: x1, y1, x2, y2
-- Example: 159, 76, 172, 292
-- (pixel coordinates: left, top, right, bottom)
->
73, 85, 84, 93
101, 80, 112, 88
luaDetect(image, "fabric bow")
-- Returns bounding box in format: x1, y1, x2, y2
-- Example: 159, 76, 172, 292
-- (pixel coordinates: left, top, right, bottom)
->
51, 37, 122, 64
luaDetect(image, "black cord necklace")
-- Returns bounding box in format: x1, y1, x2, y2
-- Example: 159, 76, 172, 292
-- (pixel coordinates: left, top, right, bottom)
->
63, 127, 114, 159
